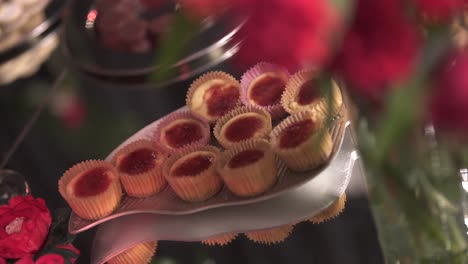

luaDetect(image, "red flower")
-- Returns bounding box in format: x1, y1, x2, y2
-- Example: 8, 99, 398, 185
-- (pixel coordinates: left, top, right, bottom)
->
56, 244, 80, 263
415, 0, 466, 23
0, 196, 51, 259
51, 93, 87, 130
35, 254, 65, 264
430, 51, 468, 137
16, 256, 34, 264
0, 258, 5, 264
233, 0, 340, 71
333, 0, 421, 99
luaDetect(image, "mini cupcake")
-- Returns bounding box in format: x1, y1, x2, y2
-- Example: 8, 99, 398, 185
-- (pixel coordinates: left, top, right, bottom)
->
59, 160, 122, 220
240, 62, 289, 119
214, 106, 272, 149
163, 145, 223, 202
309, 193, 346, 224
111, 140, 167, 197
217, 139, 277, 197
202, 233, 238, 246
186, 71, 241, 123
154, 111, 210, 154
245, 225, 294, 245
108, 241, 157, 264
281, 69, 342, 117
270, 111, 333, 171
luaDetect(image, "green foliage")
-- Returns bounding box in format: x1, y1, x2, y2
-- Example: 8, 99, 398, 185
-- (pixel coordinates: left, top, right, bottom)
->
150, 14, 201, 84
36, 208, 77, 262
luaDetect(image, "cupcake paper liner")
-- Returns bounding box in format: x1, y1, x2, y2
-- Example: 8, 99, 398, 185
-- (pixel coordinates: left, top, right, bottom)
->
58, 160, 122, 220
111, 140, 168, 198
108, 241, 157, 264
245, 224, 294, 245
270, 111, 333, 172
154, 110, 210, 154
217, 139, 278, 197
186, 71, 241, 123
240, 62, 290, 119
163, 145, 223, 202
281, 69, 343, 118
309, 193, 347, 224
202, 233, 239, 246
213, 106, 272, 149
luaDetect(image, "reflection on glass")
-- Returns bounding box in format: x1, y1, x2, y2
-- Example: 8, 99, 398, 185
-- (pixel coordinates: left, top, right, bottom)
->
0, 170, 29, 205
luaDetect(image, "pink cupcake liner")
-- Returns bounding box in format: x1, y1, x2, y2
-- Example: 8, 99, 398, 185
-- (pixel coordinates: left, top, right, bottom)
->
154, 111, 210, 154
240, 62, 290, 119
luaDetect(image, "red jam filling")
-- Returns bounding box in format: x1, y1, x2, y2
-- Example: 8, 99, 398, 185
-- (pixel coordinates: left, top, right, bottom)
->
165, 121, 203, 148
228, 150, 264, 169
74, 168, 112, 197
297, 80, 319, 105
250, 75, 286, 106
205, 83, 239, 117
279, 119, 315, 148
225, 116, 263, 142
173, 154, 214, 177
119, 148, 157, 175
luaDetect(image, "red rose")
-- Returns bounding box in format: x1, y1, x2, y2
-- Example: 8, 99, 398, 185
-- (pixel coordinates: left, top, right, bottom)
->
333, 0, 421, 100
35, 254, 65, 264
430, 51, 468, 137
415, 0, 466, 23
0, 258, 5, 264
0, 196, 51, 259
56, 243, 80, 263
233, 0, 340, 71
15, 256, 34, 264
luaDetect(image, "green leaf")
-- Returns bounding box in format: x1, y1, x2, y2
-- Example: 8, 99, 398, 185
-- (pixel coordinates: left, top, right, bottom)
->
149, 13, 201, 85
40, 208, 76, 254
371, 30, 452, 166
329, 0, 354, 20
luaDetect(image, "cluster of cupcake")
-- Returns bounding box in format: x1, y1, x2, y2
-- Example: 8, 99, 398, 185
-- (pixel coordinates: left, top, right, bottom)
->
58, 62, 346, 263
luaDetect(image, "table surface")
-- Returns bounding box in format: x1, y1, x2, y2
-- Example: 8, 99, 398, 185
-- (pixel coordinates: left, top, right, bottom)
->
0, 54, 384, 263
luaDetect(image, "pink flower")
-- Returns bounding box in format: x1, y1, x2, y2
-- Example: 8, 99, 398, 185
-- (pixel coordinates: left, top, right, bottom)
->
233, 0, 340, 71
415, 0, 466, 22
430, 51, 468, 137
332, 0, 421, 99
0, 196, 51, 259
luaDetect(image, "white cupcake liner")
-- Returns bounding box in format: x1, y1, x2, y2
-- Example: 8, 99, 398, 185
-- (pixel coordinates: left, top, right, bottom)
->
202, 233, 239, 246
281, 69, 343, 118
213, 105, 272, 149
240, 62, 290, 119
59, 160, 122, 220
111, 140, 168, 197
186, 71, 241, 123
154, 111, 210, 154
270, 111, 333, 172
245, 224, 294, 245
108, 241, 157, 264
163, 145, 223, 202
217, 139, 278, 197
309, 193, 347, 224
